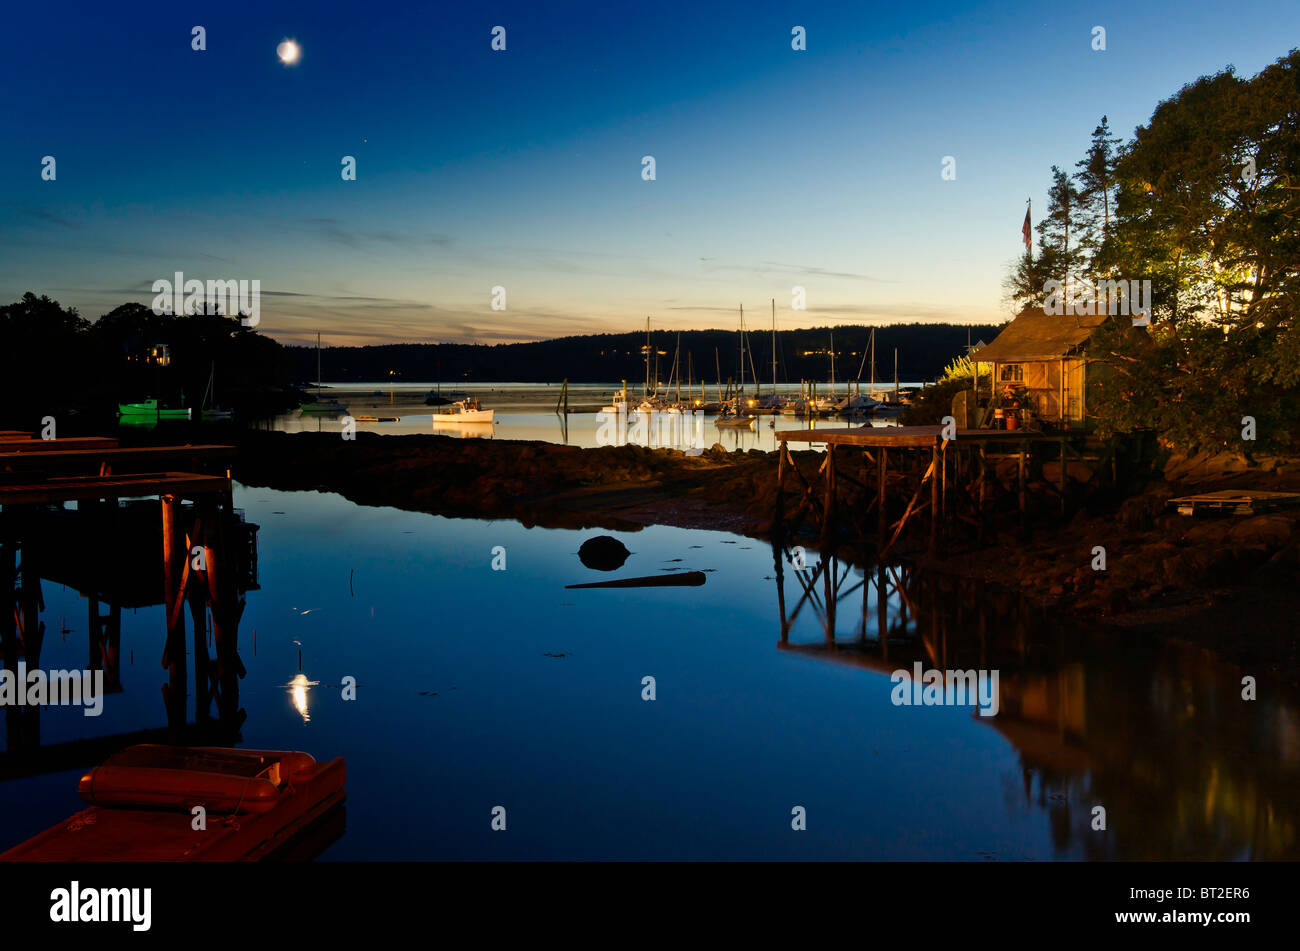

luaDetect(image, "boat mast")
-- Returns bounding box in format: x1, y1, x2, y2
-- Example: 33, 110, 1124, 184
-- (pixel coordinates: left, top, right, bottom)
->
675, 332, 682, 404
771, 299, 777, 394
316, 331, 322, 397
738, 303, 745, 396
870, 328, 876, 397
894, 348, 899, 402
644, 317, 651, 398
829, 329, 835, 398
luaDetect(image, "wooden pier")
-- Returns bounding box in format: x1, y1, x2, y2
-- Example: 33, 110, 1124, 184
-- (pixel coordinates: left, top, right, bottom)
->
774, 425, 1124, 555
0, 434, 250, 771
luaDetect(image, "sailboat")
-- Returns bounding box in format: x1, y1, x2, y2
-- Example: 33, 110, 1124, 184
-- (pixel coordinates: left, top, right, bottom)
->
200, 362, 233, 421
717, 304, 757, 428
300, 332, 349, 416
752, 300, 786, 413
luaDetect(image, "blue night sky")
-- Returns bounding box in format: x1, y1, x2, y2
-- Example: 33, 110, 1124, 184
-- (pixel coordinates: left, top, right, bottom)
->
1, 1, 1296, 346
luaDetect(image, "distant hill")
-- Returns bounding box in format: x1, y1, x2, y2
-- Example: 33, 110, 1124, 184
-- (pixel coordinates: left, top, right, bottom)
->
288, 323, 1005, 385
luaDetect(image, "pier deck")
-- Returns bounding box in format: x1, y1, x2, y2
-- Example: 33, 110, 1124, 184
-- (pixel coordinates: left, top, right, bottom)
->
0, 443, 234, 475
0, 471, 230, 506
0, 436, 119, 453
775, 425, 1120, 554
779, 425, 1061, 448
1, 437, 246, 761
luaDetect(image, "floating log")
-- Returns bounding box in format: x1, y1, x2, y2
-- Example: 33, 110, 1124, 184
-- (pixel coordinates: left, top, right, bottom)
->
565, 571, 706, 589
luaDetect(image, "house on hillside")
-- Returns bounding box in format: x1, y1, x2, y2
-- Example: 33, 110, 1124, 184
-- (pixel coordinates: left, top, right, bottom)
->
976, 306, 1110, 426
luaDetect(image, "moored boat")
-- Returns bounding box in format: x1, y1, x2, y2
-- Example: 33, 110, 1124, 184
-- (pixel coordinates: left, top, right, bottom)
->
431, 397, 494, 424
0, 744, 346, 862
118, 399, 191, 421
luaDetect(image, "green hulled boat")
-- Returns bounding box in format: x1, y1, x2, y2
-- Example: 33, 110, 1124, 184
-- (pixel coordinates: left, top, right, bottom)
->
118, 399, 192, 421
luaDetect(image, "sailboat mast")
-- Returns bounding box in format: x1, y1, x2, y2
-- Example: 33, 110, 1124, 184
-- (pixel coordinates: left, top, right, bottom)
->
829, 329, 835, 397
316, 331, 322, 397
644, 317, 651, 398
738, 303, 745, 395
675, 332, 681, 403
771, 299, 777, 393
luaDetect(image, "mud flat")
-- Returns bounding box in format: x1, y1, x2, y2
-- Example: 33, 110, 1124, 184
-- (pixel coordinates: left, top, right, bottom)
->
234, 431, 1300, 682
234, 431, 781, 535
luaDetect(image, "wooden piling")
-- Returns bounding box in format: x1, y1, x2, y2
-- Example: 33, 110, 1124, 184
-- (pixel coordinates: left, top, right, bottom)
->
930, 443, 940, 552
159, 494, 187, 726
1017, 441, 1028, 536
877, 447, 888, 544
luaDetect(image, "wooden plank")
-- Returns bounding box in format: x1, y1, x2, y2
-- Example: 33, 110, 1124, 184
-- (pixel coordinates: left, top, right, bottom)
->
0, 431, 33, 440
0, 472, 229, 506
0, 436, 118, 453
1169, 490, 1300, 516
780, 426, 1059, 448
0, 444, 234, 471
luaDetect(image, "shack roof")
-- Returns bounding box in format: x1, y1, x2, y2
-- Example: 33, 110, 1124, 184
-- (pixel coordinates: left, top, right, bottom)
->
978, 307, 1109, 363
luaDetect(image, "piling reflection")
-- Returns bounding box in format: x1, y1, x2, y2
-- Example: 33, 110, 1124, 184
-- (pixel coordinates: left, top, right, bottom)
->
0, 499, 258, 774
772, 543, 1300, 859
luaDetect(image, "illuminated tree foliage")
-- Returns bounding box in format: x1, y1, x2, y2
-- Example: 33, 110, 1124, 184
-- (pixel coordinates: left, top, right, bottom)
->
1010, 50, 1300, 452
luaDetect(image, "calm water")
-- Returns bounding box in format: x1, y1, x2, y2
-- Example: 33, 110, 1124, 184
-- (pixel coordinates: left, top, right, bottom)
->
2, 484, 1297, 860
268, 382, 913, 451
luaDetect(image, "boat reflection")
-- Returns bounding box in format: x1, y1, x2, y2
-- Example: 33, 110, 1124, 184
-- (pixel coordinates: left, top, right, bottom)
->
431, 419, 495, 439
771, 543, 1300, 859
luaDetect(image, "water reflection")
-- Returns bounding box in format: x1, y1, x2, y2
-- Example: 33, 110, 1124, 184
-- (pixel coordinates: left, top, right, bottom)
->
287, 672, 318, 723
771, 544, 1300, 859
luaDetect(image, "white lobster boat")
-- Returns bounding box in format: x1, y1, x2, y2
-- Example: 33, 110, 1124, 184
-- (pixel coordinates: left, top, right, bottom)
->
432, 397, 495, 425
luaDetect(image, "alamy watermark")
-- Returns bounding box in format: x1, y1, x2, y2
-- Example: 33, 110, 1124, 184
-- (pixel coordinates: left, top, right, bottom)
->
0, 662, 104, 716
50, 882, 150, 931
595, 405, 707, 450
151, 271, 260, 327
890, 662, 999, 717
1043, 278, 1151, 326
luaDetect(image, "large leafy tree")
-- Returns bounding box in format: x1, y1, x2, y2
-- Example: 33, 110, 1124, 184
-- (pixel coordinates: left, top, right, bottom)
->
1009, 49, 1300, 452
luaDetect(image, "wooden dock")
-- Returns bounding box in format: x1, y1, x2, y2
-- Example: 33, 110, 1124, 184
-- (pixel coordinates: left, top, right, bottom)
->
0, 443, 234, 476
776, 425, 1123, 554
1169, 489, 1300, 516
0, 432, 247, 769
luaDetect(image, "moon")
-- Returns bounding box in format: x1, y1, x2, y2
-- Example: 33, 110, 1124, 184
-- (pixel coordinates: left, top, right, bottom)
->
277, 40, 300, 64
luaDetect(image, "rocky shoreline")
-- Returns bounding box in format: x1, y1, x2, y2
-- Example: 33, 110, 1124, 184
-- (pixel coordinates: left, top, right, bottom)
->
233, 430, 1300, 683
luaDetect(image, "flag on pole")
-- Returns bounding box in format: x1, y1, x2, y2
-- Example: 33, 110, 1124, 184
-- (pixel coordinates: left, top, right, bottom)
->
1022, 200, 1032, 252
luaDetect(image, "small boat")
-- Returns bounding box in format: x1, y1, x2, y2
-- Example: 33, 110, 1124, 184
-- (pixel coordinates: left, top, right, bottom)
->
431, 397, 494, 424
600, 386, 632, 415
300, 332, 350, 417
0, 745, 345, 862
715, 415, 755, 429
199, 362, 234, 422
118, 399, 191, 421
355, 415, 399, 422
299, 398, 349, 417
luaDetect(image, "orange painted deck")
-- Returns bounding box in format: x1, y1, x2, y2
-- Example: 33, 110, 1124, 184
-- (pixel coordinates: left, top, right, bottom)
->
0, 471, 230, 506
0, 436, 119, 453
0, 758, 346, 862
0, 443, 234, 473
